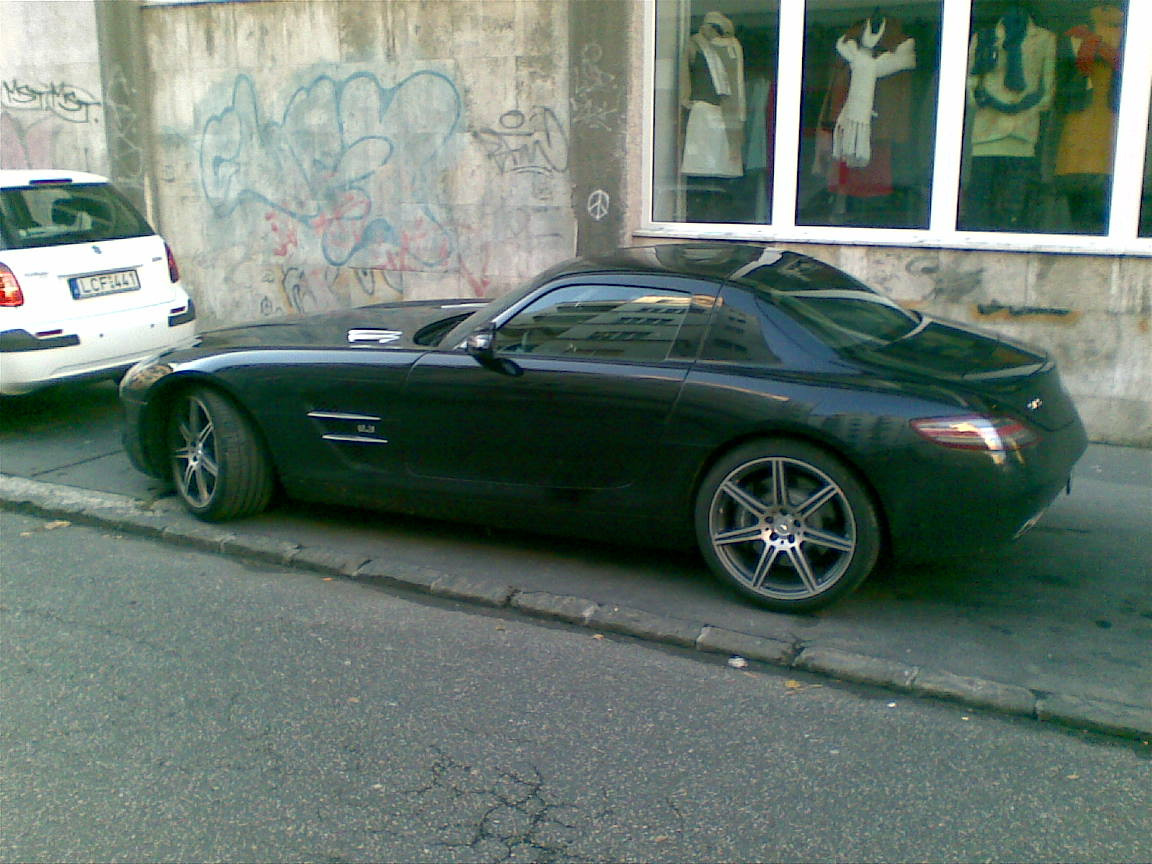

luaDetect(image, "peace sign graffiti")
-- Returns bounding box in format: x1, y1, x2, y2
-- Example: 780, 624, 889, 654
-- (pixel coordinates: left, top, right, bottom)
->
587, 189, 610, 222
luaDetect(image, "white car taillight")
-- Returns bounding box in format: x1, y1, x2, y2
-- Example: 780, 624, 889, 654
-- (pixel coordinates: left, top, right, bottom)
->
165, 242, 181, 283
0, 263, 24, 307
911, 415, 1039, 451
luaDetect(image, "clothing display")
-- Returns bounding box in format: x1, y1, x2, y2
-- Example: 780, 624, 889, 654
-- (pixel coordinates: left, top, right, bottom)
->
964, 155, 1040, 232
817, 17, 916, 198
1054, 3, 1124, 232
680, 11, 746, 178
966, 10, 1057, 159
832, 20, 916, 168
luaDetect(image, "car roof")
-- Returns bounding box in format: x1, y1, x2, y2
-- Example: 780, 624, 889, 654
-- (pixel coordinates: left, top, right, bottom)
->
0, 169, 110, 189
535, 243, 787, 285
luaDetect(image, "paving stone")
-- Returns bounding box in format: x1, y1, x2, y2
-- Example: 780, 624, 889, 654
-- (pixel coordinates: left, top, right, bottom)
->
292, 546, 371, 577
589, 605, 701, 647
511, 591, 599, 624
160, 523, 235, 552
794, 646, 918, 691
79, 506, 172, 539
220, 535, 302, 566
696, 626, 797, 665
356, 559, 443, 591
1036, 693, 1152, 741
429, 574, 516, 607
912, 668, 1036, 717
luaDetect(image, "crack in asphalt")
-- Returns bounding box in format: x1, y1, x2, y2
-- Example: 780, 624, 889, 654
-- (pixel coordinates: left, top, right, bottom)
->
397, 747, 592, 863
28, 450, 122, 477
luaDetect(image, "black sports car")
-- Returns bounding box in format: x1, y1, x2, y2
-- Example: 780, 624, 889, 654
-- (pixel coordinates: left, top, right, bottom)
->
121, 243, 1087, 611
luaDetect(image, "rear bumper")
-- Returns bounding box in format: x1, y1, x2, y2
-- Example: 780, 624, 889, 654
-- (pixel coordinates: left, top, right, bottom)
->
881, 416, 1088, 559
0, 315, 195, 395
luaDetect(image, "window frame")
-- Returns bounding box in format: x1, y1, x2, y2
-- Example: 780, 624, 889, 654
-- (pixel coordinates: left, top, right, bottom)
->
639, 0, 1152, 256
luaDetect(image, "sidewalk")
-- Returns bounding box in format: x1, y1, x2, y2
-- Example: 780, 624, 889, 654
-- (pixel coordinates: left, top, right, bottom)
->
1, 383, 1150, 740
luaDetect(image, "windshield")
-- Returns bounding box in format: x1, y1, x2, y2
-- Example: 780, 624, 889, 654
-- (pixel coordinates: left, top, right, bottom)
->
0, 182, 153, 250
733, 251, 922, 348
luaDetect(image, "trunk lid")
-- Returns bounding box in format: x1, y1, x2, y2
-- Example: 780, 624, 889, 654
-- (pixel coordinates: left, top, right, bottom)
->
853, 319, 1080, 431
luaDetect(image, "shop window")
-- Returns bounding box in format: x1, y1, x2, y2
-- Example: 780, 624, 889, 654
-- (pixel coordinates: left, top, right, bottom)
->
650, 0, 1148, 250
1142, 84, 1152, 238
958, 1, 1127, 235
652, 3, 781, 224
797, 2, 942, 230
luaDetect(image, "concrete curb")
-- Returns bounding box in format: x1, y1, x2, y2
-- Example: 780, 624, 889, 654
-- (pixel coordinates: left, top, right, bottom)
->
3, 473, 1150, 742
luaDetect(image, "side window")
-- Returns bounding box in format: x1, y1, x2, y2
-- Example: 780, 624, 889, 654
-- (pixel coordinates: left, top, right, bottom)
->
492, 284, 694, 362
700, 285, 780, 366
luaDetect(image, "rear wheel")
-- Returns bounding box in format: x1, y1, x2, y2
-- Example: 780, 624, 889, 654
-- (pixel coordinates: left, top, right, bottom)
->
696, 439, 880, 611
167, 388, 273, 521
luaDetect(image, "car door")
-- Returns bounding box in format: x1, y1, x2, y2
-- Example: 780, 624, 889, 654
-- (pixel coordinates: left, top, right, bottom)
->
400, 276, 715, 491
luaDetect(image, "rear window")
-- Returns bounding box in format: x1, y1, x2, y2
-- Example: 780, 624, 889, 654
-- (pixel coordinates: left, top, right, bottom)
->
732, 251, 922, 349
0, 182, 153, 250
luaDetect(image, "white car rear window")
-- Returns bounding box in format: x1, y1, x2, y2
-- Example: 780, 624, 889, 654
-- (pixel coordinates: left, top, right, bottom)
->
0, 182, 153, 250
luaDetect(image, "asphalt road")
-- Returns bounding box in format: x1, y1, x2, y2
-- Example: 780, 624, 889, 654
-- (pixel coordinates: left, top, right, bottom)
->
1, 380, 1151, 714
2, 509, 1150, 863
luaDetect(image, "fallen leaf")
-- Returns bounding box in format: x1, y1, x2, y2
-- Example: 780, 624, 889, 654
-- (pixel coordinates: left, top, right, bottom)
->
20, 520, 72, 536
784, 679, 822, 694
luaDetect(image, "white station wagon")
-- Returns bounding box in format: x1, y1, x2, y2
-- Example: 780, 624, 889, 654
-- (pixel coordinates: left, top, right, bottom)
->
0, 169, 196, 395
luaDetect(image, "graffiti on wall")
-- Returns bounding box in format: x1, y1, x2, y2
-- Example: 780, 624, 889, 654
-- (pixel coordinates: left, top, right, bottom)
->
0, 79, 102, 169
906, 255, 985, 303
102, 66, 147, 201
570, 44, 622, 132
474, 107, 568, 176
200, 70, 463, 271
194, 67, 576, 322
1, 79, 101, 123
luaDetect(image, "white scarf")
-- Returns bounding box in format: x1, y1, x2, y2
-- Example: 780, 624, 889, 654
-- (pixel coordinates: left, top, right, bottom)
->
691, 31, 731, 97
832, 20, 916, 168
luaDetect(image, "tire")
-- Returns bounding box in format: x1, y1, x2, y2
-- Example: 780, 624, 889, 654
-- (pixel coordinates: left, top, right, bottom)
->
695, 439, 880, 612
167, 387, 274, 521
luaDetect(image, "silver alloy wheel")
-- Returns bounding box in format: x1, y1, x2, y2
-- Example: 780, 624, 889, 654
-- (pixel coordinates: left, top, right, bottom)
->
172, 394, 218, 508
708, 455, 857, 601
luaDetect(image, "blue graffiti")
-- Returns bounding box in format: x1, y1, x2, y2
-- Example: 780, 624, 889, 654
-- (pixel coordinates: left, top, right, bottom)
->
199, 70, 462, 268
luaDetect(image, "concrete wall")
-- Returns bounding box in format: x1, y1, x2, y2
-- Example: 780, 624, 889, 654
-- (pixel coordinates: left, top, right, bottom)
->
0, 1, 107, 173
139, 0, 577, 325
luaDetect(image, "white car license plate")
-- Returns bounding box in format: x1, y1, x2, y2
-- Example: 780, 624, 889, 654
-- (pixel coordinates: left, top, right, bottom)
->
70, 269, 141, 299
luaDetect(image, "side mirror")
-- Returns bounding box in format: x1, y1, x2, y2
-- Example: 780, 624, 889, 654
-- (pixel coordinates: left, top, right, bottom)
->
465, 325, 495, 357
464, 324, 522, 377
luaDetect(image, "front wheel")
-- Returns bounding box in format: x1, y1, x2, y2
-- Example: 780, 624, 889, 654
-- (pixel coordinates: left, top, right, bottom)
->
696, 440, 880, 612
167, 388, 274, 521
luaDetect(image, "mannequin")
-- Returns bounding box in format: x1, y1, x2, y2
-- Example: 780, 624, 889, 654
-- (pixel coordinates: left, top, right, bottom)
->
962, 4, 1056, 231
680, 11, 746, 179
816, 15, 916, 214
1054, 3, 1124, 233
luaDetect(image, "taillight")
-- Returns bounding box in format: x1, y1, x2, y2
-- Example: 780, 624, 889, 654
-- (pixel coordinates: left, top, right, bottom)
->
0, 263, 24, 307
912, 415, 1039, 451
165, 242, 181, 283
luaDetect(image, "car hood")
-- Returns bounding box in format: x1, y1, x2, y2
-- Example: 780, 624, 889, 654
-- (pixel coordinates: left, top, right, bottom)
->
193, 298, 488, 352
852, 318, 1080, 431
